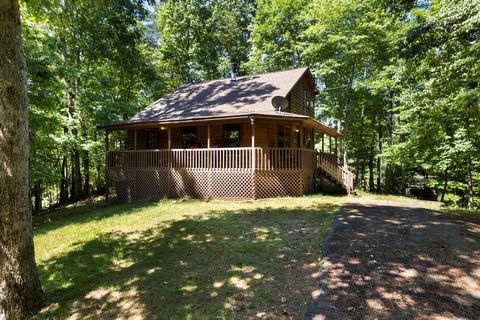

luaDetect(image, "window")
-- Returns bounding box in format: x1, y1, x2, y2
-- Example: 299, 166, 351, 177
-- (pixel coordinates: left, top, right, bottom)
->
182, 126, 197, 148
277, 125, 291, 148
146, 129, 159, 149
304, 90, 314, 114
224, 124, 241, 147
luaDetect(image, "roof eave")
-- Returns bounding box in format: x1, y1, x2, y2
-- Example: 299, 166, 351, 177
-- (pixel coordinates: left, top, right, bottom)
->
97, 112, 309, 130
98, 113, 341, 138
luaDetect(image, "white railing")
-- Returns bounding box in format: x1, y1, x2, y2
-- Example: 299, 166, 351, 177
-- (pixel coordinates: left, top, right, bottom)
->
255, 148, 308, 170
317, 152, 355, 193
107, 148, 318, 171
107, 148, 355, 192
107, 149, 171, 169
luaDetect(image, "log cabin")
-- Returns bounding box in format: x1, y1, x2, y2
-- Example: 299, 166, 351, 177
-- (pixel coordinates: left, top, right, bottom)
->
100, 67, 354, 202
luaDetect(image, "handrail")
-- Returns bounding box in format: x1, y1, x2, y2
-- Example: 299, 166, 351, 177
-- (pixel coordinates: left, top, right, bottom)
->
317, 152, 355, 193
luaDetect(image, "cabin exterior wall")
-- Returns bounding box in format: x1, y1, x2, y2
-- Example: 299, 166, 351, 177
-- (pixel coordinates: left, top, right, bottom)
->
288, 75, 315, 118
124, 120, 315, 151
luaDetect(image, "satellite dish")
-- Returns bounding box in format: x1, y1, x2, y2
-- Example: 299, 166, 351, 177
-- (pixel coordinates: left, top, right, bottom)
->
271, 96, 289, 112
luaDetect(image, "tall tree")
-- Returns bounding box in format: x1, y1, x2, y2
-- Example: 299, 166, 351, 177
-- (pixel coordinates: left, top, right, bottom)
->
23, 0, 160, 208
246, 0, 307, 73
304, 0, 410, 184
156, 0, 221, 83
210, 0, 256, 74
396, 0, 480, 207
0, 0, 44, 317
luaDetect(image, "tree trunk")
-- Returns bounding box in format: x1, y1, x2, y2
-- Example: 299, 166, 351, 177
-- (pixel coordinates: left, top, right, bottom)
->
377, 123, 382, 193
0, 1, 44, 317
33, 181, 42, 212
400, 165, 406, 196
60, 0, 83, 202
440, 169, 448, 203
360, 164, 366, 191
94, 131, 101, 193
60, 154, 68, 203
336, 119, 342, 163
343, 108, 349, 168
398, 116, 406, 195
369, 148, 375, 193
71, 149, 83, 201
83, 150, 90, 196
463, 105, 474, 209
384, 101, 394, 194
355, 105, 365, 187
466, 155, 474, 209
96, 160, 101, 193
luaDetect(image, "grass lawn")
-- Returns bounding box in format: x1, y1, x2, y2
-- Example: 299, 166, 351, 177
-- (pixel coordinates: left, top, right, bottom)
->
33, 195, 345, 319
353, 190, 442, 208
354, 191, 480, 221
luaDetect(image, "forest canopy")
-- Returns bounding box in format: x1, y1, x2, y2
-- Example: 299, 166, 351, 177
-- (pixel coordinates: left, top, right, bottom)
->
22, 0, 479, 209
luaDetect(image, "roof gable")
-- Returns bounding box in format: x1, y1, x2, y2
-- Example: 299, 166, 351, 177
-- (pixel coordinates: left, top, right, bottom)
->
127, 67, 313, 123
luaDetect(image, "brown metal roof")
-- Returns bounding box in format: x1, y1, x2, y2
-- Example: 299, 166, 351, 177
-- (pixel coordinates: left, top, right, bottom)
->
104, 67, 309, 122
99, 67, 340, 137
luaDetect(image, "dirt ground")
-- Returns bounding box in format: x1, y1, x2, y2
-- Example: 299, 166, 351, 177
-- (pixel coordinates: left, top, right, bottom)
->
308, 198, 480, 320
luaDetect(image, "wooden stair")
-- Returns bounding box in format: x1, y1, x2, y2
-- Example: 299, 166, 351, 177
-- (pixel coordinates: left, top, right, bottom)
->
316, 152, 355, 194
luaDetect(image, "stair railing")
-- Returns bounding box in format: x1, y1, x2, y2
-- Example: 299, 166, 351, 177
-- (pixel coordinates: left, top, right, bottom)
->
317, 152, 355, 193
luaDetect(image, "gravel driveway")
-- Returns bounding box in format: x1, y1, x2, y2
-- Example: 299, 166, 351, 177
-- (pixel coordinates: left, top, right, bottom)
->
308, 198, 480, 320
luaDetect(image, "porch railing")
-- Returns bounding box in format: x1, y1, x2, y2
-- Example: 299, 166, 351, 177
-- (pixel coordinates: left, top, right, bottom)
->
106, 148, 355, 192
107, 148, 317, 171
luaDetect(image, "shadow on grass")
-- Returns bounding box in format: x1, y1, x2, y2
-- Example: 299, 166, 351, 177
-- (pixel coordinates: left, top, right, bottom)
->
310, 203, 480, 320
33, 201, 158, 237
35, 203, 338, 319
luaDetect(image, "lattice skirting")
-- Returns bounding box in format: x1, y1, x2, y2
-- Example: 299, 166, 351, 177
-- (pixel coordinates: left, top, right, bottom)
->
107, 168, 170, 202
107, 168, 313, 202
254, 170, 304, 198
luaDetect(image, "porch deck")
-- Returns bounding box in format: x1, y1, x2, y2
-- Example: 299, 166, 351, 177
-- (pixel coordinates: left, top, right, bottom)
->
106, 148, 353, 202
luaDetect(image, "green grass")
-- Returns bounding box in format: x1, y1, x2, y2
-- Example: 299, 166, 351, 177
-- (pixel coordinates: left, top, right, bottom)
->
437, 207, 480, 221
33, 195, 344, 319
354, 191, 480, 220
353, 190, 439, 207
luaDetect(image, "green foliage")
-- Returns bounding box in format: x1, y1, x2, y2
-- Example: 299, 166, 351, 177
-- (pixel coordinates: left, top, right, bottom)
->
395, 0, 480, 207
22, 0, 161, 208
440, 193, 461, 207
22, 0, 480, 209
156, 0, 219, 83
246, 0, 308, 73
156, 0, 255, 82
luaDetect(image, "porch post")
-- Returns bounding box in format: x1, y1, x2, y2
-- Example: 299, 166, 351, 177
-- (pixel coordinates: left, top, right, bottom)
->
207, 125, 211, 197
329, 135, 332, 154
167, 127, 171, 150
167, 126, 172, 197
133, 129, 137, 150
250, 116, 256, 199
321, 133, 325, 153
251, 116, 255, 169
300, 122, 304, 149
207, 125, 211, 148
335, 137, 339, 163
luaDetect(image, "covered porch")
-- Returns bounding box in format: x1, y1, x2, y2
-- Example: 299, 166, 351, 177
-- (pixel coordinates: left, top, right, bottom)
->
103, 114, 346, 202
